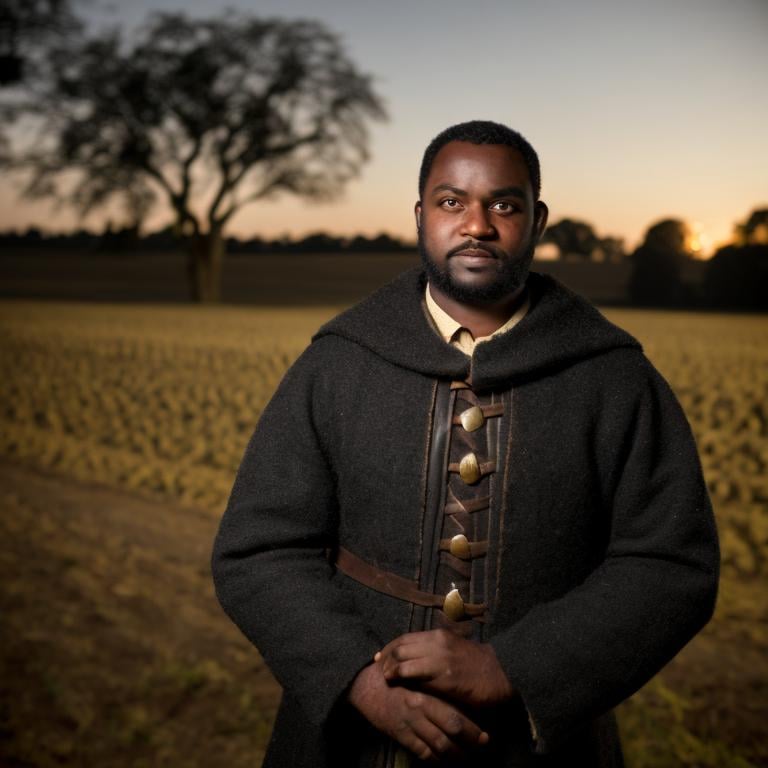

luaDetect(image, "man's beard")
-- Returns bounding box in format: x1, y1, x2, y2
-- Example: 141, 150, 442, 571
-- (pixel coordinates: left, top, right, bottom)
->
418, 231, 535, 305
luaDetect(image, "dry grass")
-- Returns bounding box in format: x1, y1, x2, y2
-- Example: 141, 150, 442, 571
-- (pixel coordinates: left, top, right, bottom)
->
598, 310, 768, 768
1, 302, 336, 510
1, 300, 766, 766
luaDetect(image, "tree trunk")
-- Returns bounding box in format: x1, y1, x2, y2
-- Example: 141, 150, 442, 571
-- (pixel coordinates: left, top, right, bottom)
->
187, 231, 224, 303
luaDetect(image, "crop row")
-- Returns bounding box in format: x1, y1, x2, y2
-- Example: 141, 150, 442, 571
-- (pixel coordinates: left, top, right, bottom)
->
1, 302, 766, 575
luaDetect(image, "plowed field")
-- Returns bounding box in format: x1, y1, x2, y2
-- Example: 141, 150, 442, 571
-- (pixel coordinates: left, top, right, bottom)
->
1, 300, 765, 767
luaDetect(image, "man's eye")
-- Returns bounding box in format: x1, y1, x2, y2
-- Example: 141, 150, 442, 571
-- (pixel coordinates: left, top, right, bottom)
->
491, 201, 516, 213
440, 198, 460, 209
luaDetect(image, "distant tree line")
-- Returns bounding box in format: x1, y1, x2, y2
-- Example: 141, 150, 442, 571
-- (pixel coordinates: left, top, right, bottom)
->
536, 208, 768, 311
0, 226, 415, 255
2, 3, 763, 310
539, 218, 626, 263
2, 206, 766, 311
628, 208, 768, 312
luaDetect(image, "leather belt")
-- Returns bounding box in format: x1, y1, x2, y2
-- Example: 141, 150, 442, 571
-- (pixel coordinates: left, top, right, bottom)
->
335, 547, 486, 618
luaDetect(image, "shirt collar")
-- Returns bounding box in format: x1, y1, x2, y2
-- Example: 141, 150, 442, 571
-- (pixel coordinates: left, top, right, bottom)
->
425, 283, 463, 344
424, 282, 530, 347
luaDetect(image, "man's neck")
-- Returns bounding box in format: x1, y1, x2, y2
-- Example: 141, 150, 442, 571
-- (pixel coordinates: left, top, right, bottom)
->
427, 283, 527, 339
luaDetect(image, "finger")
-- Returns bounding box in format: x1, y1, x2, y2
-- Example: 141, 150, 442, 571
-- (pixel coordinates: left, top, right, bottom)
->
380, 641, 432, 675
422, 695, 489, 748
383, 657, 438, 682
375, 639, 402, 666
403, 693, 465, 760
391, 722, 436, 764
408, 712, 463, 760
392, 639, 441, 660
379, 648, 419, 677
377, 632, 423, 662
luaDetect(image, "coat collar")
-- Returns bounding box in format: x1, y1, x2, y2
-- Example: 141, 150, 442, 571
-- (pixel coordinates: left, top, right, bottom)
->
313, 267, 641, 390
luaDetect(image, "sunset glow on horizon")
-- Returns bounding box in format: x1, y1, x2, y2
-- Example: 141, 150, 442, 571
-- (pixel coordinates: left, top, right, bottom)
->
1, 0, 765, 257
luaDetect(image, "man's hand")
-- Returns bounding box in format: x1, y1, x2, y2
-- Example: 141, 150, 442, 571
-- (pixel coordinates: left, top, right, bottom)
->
347, 660, 489, 762
375, 629, 514, 709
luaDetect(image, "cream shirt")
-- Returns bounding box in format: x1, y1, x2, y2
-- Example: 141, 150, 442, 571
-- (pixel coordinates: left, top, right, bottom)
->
424, 283, 530, 356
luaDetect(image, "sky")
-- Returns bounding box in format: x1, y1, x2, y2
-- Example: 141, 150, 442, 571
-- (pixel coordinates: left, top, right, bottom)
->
1, 0, 766, 255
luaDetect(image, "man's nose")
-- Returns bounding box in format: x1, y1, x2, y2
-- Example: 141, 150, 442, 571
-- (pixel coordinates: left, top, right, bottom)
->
460, 204, 495, 239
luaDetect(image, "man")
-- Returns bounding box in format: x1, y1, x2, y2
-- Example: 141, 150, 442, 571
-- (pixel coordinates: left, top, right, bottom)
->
212, 121, 719, 767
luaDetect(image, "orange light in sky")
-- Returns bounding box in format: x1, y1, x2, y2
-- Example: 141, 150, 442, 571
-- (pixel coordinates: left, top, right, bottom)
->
686, 221, 713, 260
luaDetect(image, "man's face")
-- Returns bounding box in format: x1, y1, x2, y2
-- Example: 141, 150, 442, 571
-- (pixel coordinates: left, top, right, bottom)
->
416, 141, 547, 305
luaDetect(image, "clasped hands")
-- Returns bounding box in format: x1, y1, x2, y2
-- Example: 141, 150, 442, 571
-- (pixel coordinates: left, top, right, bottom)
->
347, 629, 514, 763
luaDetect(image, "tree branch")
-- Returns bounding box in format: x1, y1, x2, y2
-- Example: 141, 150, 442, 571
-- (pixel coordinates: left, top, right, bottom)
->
216, 171, 294, 226
209, 128, 324, 226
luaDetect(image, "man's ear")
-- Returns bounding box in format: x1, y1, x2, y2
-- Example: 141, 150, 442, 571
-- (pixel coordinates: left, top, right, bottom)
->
533, 201, 549, 241
414, 201, 422, 231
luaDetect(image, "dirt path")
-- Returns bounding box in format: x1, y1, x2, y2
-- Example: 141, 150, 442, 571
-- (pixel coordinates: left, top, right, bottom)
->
0, 461, 280, 767
2, 461, 765, 767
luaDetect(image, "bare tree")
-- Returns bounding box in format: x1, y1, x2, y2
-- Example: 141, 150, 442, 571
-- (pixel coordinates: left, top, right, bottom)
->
2, 12, 387, 301
541, 218, 601, 260
0, 0, 80, 84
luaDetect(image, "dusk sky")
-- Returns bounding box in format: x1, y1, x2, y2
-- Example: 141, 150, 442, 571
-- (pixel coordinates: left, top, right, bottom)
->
1, 0, 766, 255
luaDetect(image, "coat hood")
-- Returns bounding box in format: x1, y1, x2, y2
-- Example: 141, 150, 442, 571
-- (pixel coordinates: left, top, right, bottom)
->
313, 267, 640, 389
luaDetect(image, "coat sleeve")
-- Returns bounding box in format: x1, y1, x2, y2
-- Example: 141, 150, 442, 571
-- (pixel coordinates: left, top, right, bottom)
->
211, 342, 381, 728
489, 360, 720, 752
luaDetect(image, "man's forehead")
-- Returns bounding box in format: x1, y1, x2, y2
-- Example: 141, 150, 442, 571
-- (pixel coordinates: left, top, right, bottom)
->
426, 141, 531, 192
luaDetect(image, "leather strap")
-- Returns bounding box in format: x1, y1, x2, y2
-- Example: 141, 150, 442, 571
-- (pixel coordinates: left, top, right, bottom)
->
445, 496, 490, 515
335, 547, 486, 617
438, 539, 488, 559
447, 460, 496, 476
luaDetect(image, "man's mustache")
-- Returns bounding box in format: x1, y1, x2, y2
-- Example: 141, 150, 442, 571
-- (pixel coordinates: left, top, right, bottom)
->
446, 240, 505, 259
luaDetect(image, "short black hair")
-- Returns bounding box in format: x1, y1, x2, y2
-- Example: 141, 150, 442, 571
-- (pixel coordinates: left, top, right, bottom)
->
418, 120, 541, 201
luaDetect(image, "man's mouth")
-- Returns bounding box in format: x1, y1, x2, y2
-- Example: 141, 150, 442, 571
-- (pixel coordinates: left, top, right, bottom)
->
454, 248, 496, 260
449, 243, 503, 268
447, 241, 503, 260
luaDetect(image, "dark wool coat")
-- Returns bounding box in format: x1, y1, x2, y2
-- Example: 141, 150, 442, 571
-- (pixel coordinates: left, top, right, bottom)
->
211, 268, 719, 768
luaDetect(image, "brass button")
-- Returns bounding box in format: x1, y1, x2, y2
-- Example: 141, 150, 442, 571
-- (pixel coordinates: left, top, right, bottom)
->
443, 585, 465, 621
460, 406, 484, 432
449, 534, 471, 559
459, 452, 481, 484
